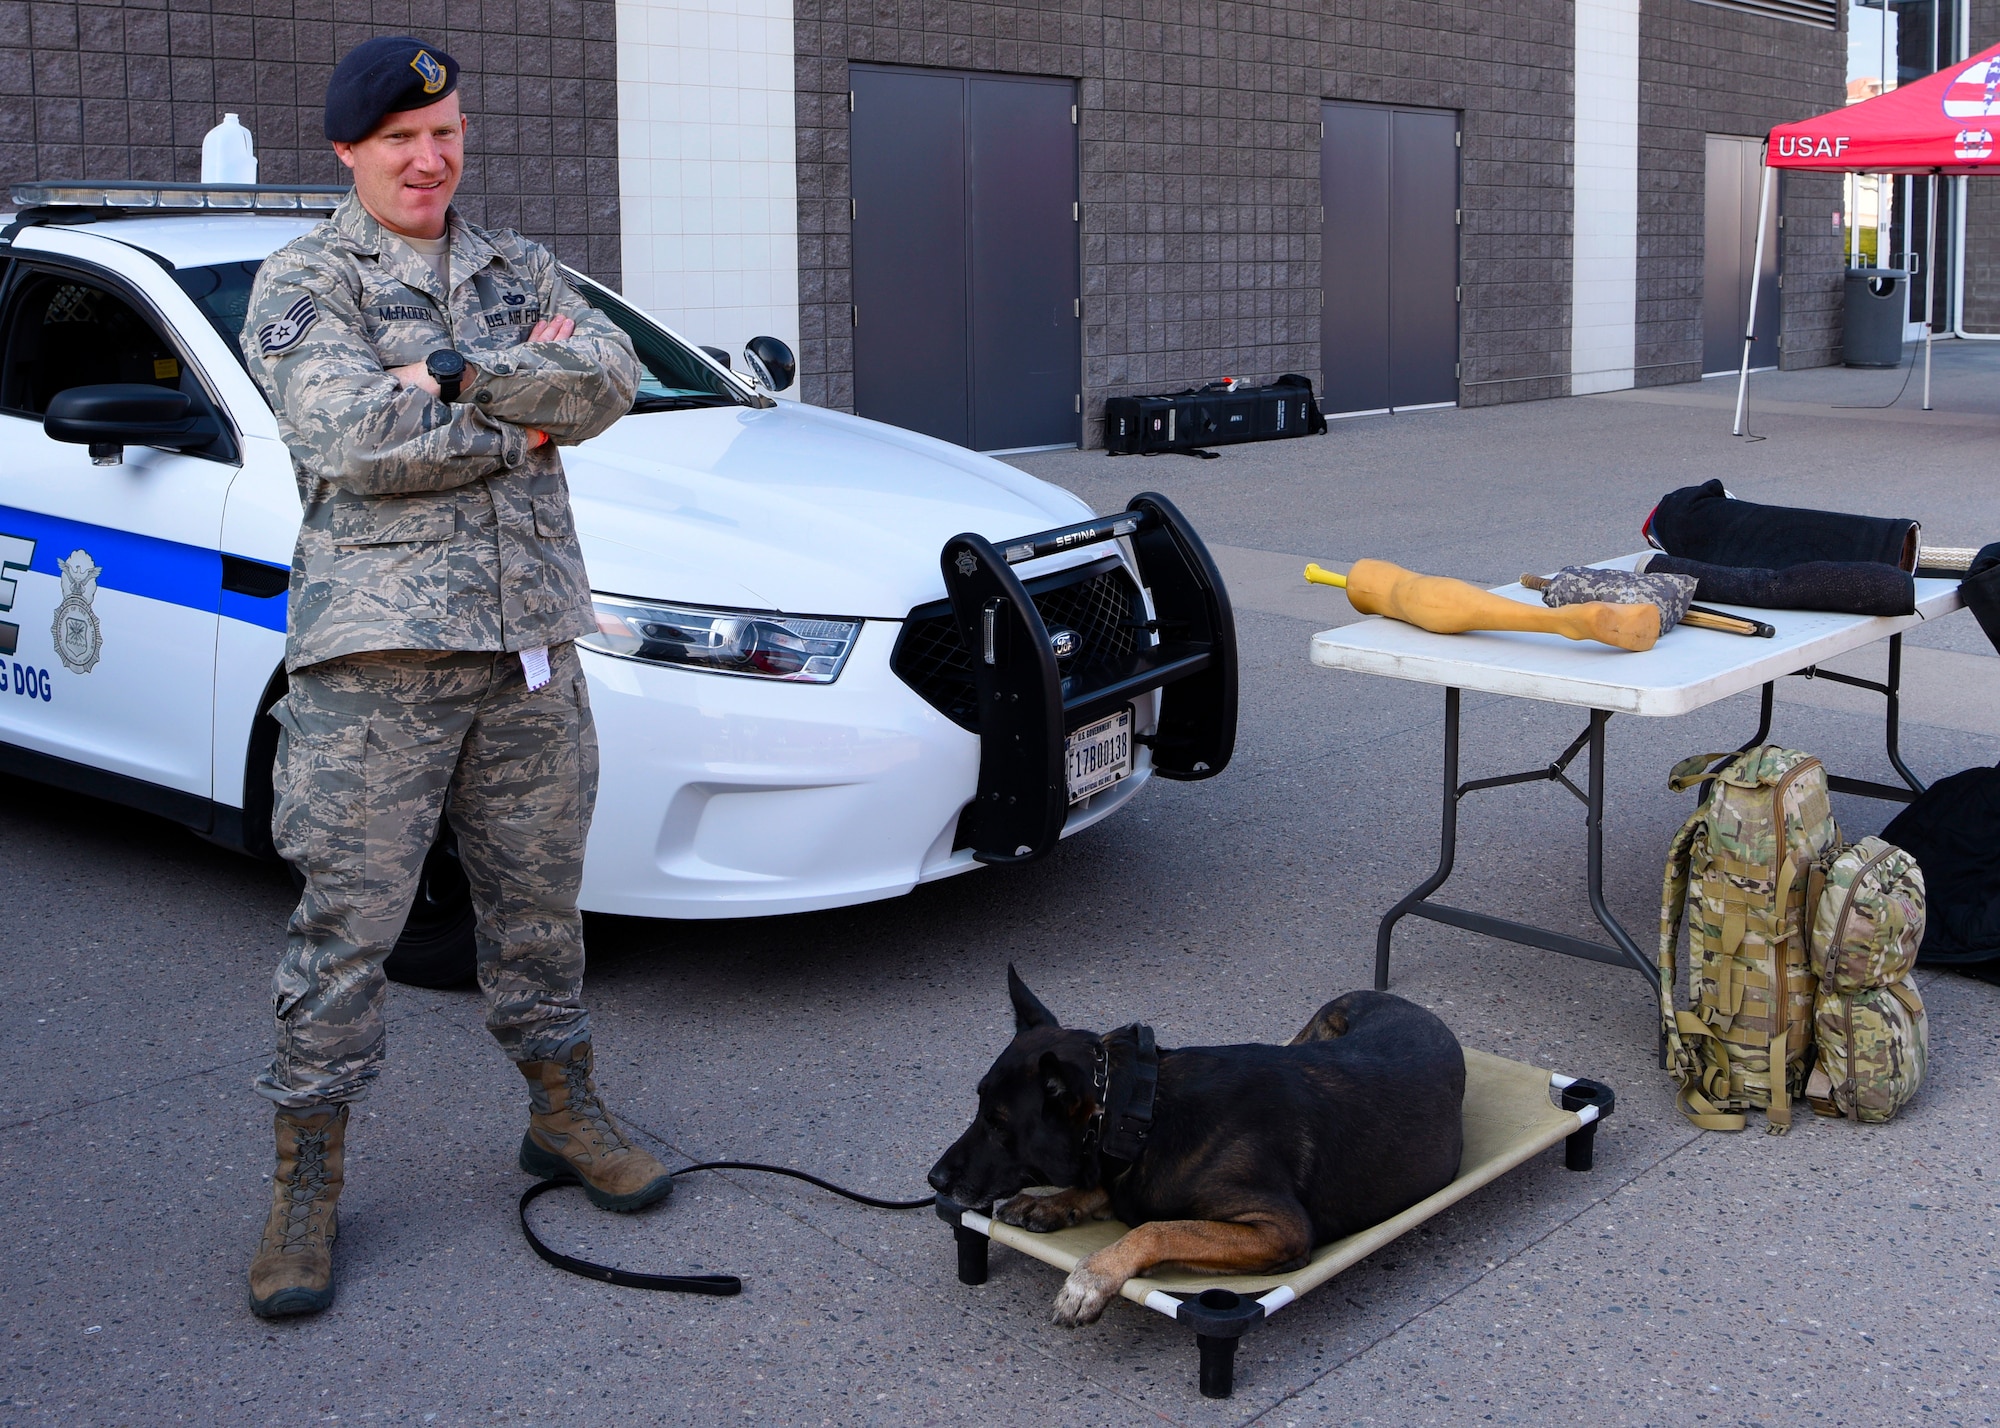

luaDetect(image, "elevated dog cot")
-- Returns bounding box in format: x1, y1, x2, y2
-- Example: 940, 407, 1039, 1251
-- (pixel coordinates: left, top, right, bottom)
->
936, 1048, 1615, 1399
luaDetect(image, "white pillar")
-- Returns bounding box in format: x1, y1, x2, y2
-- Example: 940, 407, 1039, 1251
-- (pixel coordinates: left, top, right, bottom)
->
1571, 0, 1640, 396
614, 0, 801, 366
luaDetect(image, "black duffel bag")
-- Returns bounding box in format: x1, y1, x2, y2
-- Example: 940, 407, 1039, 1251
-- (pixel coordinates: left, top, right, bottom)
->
1960, 542, 2000, 655
1105, 375, 1327, 456
1881, 765, 2000, 970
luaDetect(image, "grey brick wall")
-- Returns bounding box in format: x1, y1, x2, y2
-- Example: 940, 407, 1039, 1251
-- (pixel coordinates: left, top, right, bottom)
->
1963, 179, 2000, 332
1960, 0, 2000, 332
0, 0, 623, 285
1326, 2, 1577, 409
795, 2, 1324, 439
1638, 0, 1845, 384
799, 0, 1843, 441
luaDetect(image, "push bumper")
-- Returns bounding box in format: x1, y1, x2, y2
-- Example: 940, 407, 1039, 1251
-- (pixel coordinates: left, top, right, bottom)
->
939, 491, 1236, 864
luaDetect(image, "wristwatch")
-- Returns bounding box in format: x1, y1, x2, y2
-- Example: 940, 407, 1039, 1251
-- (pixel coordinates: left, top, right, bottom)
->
425, 348, 467, 403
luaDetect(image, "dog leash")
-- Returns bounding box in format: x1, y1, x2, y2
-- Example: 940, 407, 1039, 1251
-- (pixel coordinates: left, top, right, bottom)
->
518, 1160, 936, 1297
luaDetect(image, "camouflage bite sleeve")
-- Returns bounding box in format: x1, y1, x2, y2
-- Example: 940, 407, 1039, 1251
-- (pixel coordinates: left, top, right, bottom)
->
464, 247, 640, 445
247, 253, 530, 496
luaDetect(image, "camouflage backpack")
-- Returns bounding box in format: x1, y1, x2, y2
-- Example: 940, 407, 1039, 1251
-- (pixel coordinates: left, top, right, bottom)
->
1803, 835, 1929, 1123
1657, 747, 1841, 1134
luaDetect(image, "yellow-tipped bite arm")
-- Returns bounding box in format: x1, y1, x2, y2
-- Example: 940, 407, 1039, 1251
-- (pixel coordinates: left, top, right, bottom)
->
1302, 558, 1658, 652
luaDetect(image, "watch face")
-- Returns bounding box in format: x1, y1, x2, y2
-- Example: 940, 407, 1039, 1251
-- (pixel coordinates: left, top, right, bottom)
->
427, 349, 467, 379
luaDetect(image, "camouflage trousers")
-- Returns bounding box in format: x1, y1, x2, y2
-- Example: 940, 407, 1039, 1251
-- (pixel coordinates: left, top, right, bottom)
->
254, 644, 598, 1109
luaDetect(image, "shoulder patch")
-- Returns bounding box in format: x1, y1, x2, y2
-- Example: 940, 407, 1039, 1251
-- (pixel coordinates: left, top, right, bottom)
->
258, 294, 319, 356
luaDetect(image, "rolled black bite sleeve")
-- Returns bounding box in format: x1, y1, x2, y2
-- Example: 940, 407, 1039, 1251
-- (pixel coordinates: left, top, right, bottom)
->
1647, 480, 1919, 571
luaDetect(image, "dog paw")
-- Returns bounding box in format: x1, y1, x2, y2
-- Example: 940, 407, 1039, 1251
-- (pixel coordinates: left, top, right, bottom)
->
994, 1193, 1042, 1229
997, 1192, 1076, 1233
1051, 1265, 1116, 1327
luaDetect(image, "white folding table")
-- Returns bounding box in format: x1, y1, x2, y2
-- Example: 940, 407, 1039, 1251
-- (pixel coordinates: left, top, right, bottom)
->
1308, 556, 1965, 992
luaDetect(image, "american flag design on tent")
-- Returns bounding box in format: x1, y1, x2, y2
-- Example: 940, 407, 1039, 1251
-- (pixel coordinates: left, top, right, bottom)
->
1942, 57, 2000, 119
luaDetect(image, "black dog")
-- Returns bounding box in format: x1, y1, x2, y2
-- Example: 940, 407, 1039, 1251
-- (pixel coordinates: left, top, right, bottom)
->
928, 968, 1465, 1325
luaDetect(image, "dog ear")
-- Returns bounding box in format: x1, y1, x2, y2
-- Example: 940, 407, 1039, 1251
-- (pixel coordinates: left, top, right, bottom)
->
1007, 963, 1060, 1033
1038, 1050, 1085, 1113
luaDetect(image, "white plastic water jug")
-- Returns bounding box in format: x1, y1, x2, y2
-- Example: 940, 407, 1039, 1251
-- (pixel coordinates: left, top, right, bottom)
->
201, 114, 258, 184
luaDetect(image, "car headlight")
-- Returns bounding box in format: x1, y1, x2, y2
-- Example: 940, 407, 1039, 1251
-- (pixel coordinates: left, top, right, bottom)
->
582, 595, 862, 683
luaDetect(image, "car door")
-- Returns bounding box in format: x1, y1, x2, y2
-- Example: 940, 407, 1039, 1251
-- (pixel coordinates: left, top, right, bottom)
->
0, 258, 236, 801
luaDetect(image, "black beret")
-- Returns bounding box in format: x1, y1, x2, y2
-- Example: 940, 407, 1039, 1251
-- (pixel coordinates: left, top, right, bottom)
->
324, 36, 460, 143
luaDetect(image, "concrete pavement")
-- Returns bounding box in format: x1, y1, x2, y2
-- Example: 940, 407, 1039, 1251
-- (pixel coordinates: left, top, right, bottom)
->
4, 347, 1998, 1426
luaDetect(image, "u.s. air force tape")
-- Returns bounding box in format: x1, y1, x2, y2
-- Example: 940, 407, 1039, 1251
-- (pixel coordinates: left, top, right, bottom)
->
259, 295, 319, 355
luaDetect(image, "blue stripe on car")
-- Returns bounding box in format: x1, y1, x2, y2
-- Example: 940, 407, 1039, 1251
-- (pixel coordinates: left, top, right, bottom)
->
0, 504, 287, 631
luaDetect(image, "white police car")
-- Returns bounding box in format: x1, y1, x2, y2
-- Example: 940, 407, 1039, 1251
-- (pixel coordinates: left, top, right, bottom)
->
0, 183, 1236, 984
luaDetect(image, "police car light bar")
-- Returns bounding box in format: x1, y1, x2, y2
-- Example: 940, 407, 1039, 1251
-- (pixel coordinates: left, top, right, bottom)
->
10, 181, 349, 213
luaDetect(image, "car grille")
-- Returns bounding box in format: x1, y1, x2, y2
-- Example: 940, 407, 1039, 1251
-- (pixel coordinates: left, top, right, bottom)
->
891, 560, 1144, 731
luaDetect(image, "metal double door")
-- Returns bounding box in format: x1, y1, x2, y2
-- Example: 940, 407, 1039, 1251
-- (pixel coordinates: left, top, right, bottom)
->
1320, 101, 1461, 417
850, 66, 1081, 453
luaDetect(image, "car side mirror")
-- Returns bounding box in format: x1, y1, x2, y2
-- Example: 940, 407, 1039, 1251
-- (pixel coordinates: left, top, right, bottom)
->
44, 383, 220, 466
744, 336, 795, 393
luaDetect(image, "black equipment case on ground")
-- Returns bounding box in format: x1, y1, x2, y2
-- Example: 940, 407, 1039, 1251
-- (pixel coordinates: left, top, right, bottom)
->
1104, 376, 1328, 456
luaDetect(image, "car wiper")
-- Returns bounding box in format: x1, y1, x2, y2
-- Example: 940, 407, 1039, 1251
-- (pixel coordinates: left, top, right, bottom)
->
628, 393, 741, 413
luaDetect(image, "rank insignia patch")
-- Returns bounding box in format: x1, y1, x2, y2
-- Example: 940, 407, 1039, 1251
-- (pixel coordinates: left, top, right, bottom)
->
411, 49, 447, 95
258, 295, 318, 355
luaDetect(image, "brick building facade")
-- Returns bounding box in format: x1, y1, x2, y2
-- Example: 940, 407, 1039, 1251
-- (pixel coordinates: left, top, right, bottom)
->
792, 0, 1844, 439
0, 0, 625, 285
0, 0, 1848, 445
1957, 0, 2000, 332
1640, 1, 1845, 380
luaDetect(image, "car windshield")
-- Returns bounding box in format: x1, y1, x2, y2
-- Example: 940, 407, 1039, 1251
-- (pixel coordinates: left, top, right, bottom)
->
172, 259, 745, 414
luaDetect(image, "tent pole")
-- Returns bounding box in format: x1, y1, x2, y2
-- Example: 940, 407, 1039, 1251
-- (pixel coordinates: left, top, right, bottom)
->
1924, 172, 1937, 411
1734, 158, 1775, 437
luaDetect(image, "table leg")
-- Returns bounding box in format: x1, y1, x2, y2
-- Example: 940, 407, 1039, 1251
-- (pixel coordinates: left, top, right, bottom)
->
1788, 631, 1926, 803
1737, 682, 1774, 752
1883, 633, 1926, 795
1375, 690, 1654, 994
1583, 709, 1648, 979
1374, 688, 1463, 991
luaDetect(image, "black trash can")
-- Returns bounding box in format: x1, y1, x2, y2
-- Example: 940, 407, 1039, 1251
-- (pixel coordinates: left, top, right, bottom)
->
1843, 267, 1908, 368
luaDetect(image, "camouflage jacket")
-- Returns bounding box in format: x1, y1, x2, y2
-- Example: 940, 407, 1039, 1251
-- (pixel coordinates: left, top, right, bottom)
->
243, 193, 640, 671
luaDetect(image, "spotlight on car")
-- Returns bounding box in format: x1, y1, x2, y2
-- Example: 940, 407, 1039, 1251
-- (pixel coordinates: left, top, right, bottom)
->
744, 336, 796, 393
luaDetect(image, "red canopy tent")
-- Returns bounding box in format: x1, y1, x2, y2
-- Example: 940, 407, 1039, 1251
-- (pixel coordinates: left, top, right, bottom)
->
1734, 41, 2000, 431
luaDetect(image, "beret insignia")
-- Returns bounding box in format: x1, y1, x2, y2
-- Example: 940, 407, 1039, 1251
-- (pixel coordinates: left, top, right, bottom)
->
411, 50, 447, 96
259, 295, 319, 355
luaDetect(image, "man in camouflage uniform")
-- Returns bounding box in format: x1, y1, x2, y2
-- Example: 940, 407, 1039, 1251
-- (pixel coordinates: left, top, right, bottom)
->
240, 35, 671, 1319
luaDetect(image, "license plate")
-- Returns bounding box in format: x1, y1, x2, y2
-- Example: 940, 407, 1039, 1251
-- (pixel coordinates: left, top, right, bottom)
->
1066, 708, 1133, 804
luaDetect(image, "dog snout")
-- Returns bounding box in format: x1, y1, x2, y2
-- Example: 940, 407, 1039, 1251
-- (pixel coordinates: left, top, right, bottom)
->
926, 1164, 953, 1194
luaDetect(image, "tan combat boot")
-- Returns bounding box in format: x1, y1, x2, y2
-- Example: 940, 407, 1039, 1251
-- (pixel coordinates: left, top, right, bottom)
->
517, 1043, 674, 1211
246, 1104, 348, 1318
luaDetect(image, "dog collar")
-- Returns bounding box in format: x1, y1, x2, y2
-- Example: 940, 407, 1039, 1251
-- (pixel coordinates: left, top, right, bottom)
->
1091, 1023, 1158, 1169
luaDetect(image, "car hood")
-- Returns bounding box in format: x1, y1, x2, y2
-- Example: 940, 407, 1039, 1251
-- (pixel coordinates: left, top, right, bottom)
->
566, 401, 1098, 618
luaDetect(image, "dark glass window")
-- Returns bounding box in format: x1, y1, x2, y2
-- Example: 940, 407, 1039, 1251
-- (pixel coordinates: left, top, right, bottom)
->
172, 260, 263, 363
2, 271, 188, 415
